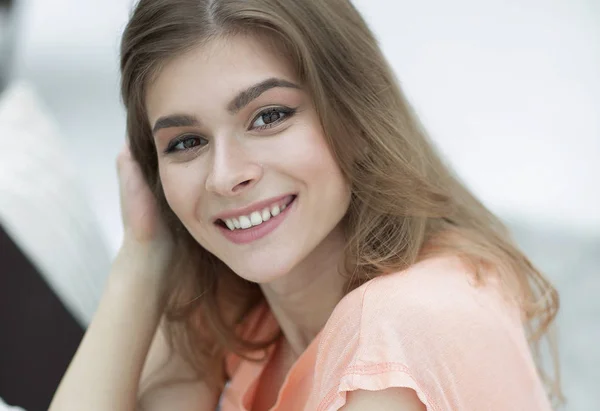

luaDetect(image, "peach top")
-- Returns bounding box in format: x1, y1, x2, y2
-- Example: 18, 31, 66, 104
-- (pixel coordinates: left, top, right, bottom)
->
220, 256, 552, 411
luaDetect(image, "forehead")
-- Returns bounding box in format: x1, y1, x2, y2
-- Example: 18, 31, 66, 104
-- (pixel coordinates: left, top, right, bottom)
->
146, 34, 298, 122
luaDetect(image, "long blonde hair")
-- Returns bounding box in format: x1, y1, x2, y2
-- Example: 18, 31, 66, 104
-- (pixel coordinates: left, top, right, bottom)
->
120, 0, 561, 402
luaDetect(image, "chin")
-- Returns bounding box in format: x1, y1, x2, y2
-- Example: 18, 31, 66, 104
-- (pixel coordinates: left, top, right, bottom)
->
226, 251, 302, 284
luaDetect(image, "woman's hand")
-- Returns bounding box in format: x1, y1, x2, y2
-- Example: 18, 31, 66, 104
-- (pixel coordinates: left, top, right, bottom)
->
117, 143, 169, 246
113, 144, 174, 287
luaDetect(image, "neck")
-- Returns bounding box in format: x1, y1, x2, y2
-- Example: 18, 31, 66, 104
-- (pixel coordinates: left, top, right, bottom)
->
260, 225, 347, 357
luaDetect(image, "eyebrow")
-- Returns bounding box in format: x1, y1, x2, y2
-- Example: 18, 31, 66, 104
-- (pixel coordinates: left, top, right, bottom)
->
152, 114, 200, 134
152, 77, 301, 134
227, 77, 300, 114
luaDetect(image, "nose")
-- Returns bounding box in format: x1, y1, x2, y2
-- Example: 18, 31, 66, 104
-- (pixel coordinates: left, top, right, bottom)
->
205, 135, 263, 196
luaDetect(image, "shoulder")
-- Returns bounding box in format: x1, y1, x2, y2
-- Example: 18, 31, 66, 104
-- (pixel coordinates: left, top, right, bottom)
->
359, 255, 519, 334
322, 255, 517, 350
311, 255, 547, 411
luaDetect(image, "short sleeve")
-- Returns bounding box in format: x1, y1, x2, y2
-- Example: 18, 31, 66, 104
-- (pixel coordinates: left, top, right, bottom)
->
311, 256, 551, 411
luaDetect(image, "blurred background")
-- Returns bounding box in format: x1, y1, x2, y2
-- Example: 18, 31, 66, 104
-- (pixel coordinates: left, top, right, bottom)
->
0, 0, 598, 409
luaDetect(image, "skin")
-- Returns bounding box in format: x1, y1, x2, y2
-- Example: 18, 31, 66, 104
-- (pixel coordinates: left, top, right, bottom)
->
146, 34, 351, 356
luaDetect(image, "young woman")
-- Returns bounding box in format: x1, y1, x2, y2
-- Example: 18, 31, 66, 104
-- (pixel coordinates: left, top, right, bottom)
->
50, 0, 561, 410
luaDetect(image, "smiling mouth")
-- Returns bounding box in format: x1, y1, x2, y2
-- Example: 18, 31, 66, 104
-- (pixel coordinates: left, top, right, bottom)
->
215, 195, 297, 231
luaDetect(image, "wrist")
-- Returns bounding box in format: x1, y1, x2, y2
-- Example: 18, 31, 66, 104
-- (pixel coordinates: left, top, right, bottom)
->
108, 246, 172, 300
105, 264, 168, 318
115, 236, 173, 272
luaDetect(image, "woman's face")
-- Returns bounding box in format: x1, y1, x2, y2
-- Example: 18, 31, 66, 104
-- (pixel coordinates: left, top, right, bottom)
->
146, 35, 351, 283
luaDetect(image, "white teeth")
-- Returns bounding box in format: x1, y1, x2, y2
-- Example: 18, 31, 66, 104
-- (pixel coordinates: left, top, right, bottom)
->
221, 198, 294, 231
250, 211, 262, 226
238, 215, 252, 229
261, 208, 271, 222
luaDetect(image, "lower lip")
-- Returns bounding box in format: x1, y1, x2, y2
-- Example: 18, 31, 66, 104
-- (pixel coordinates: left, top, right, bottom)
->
216, 197, 296, 245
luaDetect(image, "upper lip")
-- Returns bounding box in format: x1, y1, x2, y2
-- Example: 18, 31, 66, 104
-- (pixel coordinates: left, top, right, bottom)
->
212, 194, 295, 222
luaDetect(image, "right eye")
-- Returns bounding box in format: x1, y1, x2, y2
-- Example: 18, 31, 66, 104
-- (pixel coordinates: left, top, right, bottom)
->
165, 135, 208, 153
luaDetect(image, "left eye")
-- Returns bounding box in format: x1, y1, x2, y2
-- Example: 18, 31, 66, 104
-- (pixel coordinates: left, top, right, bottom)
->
250, 108, 293, 130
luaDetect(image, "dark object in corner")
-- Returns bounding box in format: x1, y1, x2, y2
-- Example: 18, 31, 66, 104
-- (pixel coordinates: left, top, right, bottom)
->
0, 224, 84, 411
0, 0, 13, 10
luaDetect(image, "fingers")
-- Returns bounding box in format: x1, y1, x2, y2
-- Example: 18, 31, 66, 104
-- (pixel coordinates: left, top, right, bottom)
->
117, 143, 132, 170
116, 144, 139, 227
116, 144, 142, 187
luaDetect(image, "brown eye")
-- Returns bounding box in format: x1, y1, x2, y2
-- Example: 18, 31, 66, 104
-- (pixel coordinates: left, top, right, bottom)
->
166, 135, 207, 153
250, 107, 296, 130
262, 109, 283, 124
182, 138, 199, 149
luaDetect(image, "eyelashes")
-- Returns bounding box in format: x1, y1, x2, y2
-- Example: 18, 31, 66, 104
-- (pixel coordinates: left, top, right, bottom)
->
163, 106, 297, 154
164, 134, 208, 154
250, 106, 296, 131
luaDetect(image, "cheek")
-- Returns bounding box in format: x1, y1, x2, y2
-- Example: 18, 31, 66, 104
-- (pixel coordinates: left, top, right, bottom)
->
289, 125, 347, 189
278, 124, 351, 222
159, 164, 206, 224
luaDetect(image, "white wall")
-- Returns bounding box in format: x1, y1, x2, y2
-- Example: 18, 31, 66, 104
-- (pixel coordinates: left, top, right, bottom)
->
353, 0, 600, 234
11, 0, 600, 252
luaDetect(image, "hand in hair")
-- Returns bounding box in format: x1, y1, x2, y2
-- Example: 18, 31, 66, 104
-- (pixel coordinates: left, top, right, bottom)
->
114, 143, 175, 285
117, 144, 169, 244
